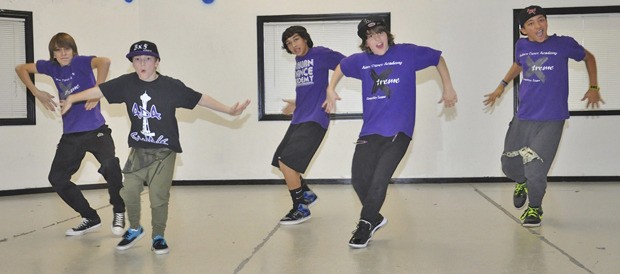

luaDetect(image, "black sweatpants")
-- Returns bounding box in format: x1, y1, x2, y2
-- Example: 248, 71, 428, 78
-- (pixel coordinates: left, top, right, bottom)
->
351, 133, 411, 224
48, 125, 124, 219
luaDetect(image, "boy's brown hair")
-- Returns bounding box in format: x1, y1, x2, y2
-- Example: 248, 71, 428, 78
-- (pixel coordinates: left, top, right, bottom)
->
48, 32, 78, 63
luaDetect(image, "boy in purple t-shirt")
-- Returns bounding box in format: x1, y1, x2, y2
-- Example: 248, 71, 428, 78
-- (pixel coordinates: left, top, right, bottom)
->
324, 17, 458, 248
272, 26, 345, 225
15, 33, 125, 236
483, 5, 603, 227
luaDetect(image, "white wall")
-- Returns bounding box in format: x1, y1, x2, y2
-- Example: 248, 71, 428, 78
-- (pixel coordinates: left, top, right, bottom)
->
1, 0, 618, 191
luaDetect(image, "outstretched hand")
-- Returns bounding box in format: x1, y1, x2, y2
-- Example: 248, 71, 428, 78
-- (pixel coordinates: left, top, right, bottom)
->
34, 90, 58, 112
59, 99, 73, 115
322, 90, 341, 113
228, 99, 251, 116
281, 99, 295, 115
483, 87, 504, 107
438, 86, 458, 108
84, 99, 100, 110
581, 89, 604, 109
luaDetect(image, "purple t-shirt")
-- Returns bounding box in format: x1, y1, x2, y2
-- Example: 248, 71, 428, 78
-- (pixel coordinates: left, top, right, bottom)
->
291, 46, 344, 129
515, 35, 586, 120
36, 55, 105, 133
340, 43, 441, 138
99, 73, 202, 153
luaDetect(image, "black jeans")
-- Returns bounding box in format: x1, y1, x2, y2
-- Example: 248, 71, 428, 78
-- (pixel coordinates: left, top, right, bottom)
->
48, 125, 124, 219
351, 133, 411, 224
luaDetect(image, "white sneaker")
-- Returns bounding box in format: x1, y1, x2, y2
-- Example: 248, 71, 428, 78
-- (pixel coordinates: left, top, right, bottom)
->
111, 212, 125, 236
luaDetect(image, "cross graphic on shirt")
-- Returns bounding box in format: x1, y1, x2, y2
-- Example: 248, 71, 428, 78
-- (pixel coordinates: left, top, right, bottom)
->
370, 68, 393, 98
525, 56, 549, 83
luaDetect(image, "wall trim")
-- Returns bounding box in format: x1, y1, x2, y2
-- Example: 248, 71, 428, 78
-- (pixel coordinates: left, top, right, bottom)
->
1, 176, 617, 197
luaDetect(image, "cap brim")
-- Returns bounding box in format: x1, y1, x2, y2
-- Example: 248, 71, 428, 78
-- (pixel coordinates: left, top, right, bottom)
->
126, 51, 160, 61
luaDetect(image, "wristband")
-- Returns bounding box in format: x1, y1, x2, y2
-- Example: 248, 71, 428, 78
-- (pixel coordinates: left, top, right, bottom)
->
500, 80, 509, 87
589, 85, 600, 91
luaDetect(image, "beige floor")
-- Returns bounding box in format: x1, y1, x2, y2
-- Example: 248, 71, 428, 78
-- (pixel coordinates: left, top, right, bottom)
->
0, 182, 617, 274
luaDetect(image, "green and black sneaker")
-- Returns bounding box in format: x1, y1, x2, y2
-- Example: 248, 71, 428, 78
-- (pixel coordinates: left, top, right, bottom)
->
520, 206, 543, 227
513, 182, 528, 209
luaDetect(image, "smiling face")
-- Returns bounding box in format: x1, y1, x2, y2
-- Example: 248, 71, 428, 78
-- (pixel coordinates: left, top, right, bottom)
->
285, 34, 309, 57
521, 14, 549, 43
365, 30, 389, 56
132, 55, 159, 81
52, 46, 75, 67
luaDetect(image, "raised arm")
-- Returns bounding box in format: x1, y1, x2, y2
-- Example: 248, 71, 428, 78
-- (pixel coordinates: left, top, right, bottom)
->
483, 62, 523, 107
84, 57, 111, 110
15, 63, 58, 111
321, 64, 344, 113
435, 56, 457, 108
197, 94, 250, 116
581, 49, 604, 108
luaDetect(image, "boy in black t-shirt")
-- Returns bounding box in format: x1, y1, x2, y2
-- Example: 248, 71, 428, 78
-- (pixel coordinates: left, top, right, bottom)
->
61, 40, 250, 255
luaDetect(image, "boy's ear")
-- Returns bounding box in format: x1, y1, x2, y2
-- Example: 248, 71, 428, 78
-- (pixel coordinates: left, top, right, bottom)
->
519, 29, 526, 36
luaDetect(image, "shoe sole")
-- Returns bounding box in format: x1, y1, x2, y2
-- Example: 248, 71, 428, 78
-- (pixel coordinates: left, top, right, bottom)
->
152, 248, 170, 255
65, 223, 102, 236
116, 231, 145, 251
522, 222, 541, 227
279, 215, 311, 225
371, 217, 388, 236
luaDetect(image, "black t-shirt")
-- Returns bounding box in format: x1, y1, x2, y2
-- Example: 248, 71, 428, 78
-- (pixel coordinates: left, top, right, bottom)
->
100, 73, 202, 152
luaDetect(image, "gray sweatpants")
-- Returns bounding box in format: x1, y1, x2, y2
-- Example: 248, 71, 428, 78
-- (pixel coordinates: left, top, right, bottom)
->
501, 117, 565, 207
121, 148, 177, 238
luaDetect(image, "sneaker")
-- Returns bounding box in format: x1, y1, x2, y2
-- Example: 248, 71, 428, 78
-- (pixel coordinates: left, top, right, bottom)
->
279, 203, 311, 225
373, 215, 388, 235
348, 215, 388, 248
65, 217, 102, 236
111, 212, 125, 236
513, 182, 528, 209
151, 235, 170, 255
116, 227, 145, 251
348, 219, 372, 248
303, 190, 318, 207
520, 206, 543, 227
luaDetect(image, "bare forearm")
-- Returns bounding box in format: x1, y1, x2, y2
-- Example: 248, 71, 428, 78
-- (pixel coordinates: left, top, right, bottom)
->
436, 56, 454, 90
197, 94, 233, 114
15, 64, 40, 94
500, 63, 522, 86
68, 87, 104, 103
92, 57, 111, 86
584, 49, 598, 86
327, 65, 344, 92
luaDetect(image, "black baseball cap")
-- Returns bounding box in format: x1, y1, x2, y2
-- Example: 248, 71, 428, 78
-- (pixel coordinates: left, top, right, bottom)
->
357, 16, 388, 39
518, 5, 547, 28
126, 40, 160, 62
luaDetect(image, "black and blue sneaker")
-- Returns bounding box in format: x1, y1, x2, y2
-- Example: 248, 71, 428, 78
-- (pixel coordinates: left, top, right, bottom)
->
116, 226, 145, 251
303, 190, 318, 207
279, 203, 311, 225
151, 235, 169, 255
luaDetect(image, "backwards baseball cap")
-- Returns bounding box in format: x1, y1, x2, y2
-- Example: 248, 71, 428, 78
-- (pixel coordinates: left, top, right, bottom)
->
126, 40, 160, 62
518, 5, 546, 28
357, 16, 388, 39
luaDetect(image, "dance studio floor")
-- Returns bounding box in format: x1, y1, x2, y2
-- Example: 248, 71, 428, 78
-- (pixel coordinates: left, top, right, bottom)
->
0, 182, 617, 274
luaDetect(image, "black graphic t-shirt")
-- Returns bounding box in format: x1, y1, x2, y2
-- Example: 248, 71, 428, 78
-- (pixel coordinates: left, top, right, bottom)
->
99, 73, 202, 152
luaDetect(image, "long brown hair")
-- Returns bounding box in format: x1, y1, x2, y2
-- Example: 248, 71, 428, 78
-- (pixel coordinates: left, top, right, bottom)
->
48, 32, 78, 63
